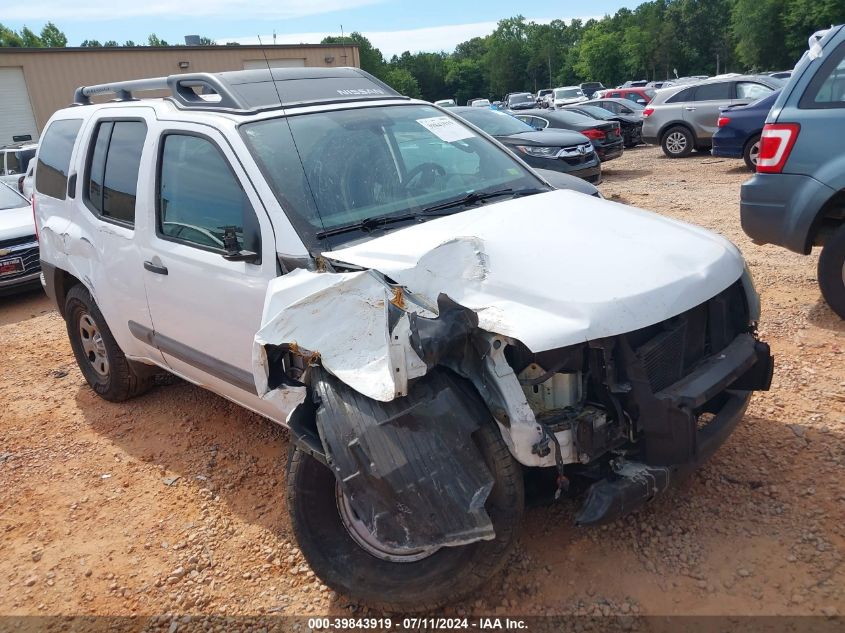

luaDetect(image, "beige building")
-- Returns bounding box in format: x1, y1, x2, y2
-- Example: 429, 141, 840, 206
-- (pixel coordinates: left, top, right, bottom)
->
0, 44, 361, 145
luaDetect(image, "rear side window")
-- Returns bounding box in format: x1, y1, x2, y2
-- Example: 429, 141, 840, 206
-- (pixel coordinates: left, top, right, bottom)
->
35, 119, 82, 199
85, 120, 147, 226
801, 40, 845, 109
693, 82, 731, 101
736, 82, 772, 101
157, 134, 261, 256
666, 87, 695, 103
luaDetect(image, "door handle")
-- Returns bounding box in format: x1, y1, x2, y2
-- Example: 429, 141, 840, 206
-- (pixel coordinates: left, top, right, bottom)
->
684, 106, 697, 111
143, 261, 168, 275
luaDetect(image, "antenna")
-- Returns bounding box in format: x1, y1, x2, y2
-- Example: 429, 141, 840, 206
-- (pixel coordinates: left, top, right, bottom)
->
340, 24, 349, 66
256, 34, 328, 239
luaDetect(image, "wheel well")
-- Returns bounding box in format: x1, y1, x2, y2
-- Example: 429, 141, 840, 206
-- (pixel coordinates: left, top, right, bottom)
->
743, 132, 762, 153
809, 190, 845, 251
53, 269, 82, 318
659, 122, 696, 145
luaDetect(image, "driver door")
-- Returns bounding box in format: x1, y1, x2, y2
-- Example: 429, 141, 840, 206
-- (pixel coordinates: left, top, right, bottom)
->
138, 123, 283, 420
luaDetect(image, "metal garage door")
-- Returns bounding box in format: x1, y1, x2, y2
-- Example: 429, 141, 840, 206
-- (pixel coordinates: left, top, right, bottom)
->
243, 59, 306, 70
0, 68, 39, 145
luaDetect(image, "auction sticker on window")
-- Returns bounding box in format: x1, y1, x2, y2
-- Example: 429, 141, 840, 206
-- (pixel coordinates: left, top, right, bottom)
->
417, 116, 476, 142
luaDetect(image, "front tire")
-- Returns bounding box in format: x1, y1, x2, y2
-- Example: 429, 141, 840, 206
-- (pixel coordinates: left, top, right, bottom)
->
287, 421, 524, 612
64, 284, 154, 402
743, 134, 761, 172
818, 224, 845, 319
661, 126, 694, 158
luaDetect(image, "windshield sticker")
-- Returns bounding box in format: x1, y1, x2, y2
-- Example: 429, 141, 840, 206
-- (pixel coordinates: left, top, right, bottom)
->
417, 117, 476, 143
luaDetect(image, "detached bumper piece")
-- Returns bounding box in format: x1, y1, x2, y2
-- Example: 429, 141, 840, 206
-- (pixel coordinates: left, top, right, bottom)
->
577, 333, 773, 526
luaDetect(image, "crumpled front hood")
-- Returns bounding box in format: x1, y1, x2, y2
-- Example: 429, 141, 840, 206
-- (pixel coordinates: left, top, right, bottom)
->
0, 205, 36, 243
324, 189, 745, 352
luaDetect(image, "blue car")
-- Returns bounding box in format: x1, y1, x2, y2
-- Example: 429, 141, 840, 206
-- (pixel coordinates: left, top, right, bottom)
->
712, 90, 780, 170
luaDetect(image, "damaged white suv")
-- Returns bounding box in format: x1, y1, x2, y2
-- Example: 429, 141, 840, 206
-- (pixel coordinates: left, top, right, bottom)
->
35, 68, 773, 611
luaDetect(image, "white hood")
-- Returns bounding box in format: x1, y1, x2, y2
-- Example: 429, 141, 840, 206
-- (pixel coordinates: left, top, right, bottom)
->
0, 204, 36, 243
324, 189, 744, 352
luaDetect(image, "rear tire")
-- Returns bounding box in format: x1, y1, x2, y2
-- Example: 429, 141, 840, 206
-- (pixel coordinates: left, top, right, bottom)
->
743, 134, 761, 172
64, 284, 154, 402
818, 224, 845, 319
286, 420, 524, 612
661, 126, 694, 158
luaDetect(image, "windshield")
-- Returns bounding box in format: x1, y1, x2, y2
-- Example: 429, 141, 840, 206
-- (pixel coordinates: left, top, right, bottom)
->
0, 184, 27, 210
241, 104, 542, 246
508, 94, 534, 105
555, 88, 583, 99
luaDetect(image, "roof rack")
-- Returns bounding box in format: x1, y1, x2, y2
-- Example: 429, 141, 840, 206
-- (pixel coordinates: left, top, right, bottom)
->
71, 68, 407, 114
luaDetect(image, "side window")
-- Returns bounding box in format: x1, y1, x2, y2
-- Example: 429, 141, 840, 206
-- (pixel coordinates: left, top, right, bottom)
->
157, 134, 261, 256
801, 41, 845, 108
666, 87, 695, 104
35, 119, 83, 199
736, 82, 773, 101
86, 121, 146, 225
692, 82, 731, 101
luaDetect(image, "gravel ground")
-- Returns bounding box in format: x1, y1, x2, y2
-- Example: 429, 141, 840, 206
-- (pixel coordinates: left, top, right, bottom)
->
0, 146, 843, 621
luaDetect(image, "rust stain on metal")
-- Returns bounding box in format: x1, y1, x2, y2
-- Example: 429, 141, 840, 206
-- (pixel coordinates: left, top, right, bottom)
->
390, 286, 406, 310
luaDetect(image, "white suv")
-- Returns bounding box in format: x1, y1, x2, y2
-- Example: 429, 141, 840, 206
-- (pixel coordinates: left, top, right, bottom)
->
35, 67, 773, 611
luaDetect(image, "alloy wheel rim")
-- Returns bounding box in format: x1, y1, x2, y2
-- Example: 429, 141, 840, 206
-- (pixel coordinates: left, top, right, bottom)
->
335, 482, 439, 563
666, 132, 687, 154
78, 312, 109, 377
749, 141, 760, 166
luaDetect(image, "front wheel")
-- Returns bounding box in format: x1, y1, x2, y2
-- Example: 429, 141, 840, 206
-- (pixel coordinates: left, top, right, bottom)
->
286, 421, 524, 612
818, 224, 845, 319
661, 126, 694, 158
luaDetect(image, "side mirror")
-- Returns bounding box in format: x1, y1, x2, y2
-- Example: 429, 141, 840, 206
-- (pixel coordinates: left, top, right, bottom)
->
222, 226, 260, 264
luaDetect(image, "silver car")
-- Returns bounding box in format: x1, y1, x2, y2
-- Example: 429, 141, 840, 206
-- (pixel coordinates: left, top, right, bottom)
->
641, 75, 782, 157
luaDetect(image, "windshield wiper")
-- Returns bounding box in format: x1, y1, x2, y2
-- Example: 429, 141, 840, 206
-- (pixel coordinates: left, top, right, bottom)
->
418, 187, 547, 215
315, 187, 549, 240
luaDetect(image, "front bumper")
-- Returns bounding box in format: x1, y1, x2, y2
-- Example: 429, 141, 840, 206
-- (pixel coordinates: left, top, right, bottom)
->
741, 173, 836, 254
576, 334, 773, 525
596, 140, 624, 162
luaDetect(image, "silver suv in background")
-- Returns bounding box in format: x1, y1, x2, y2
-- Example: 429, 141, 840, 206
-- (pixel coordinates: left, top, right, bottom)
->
642, 75, 783, 157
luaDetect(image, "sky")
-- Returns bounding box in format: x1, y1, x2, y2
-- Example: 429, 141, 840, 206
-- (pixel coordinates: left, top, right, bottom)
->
3, 0, 639, 57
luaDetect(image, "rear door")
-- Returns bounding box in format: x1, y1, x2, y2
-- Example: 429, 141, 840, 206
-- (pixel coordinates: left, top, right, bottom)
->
138, 123, 281, 419
687, 81, 732, 142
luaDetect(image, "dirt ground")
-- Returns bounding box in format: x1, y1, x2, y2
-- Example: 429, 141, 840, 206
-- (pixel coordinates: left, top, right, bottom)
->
1, 146, 843, 622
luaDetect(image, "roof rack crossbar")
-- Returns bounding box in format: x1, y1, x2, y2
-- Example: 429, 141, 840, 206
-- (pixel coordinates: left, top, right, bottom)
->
72, 73, 248, 110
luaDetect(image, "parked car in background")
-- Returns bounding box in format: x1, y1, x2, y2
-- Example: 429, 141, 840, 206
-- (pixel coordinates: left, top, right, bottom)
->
0, 142, 37, 188
0, 181, 40, 293
512, 109, 624, 162
469, 98, 491, 107
712, 90, 780, 170
434, 99, 456, 107
18, 163, 34, 200
533, 168, 602, 197
452, 106, 601, 183
580, 82, 606, 99
618, 80, 648, 88
536, 88, 554, 108
587, 97, 646, 118
506, 92, 536, 110
597, 87, 656, 105
742, 25, 845, 318
562, 103, 643, 148
642, 75, 783, 157
552, 86, 588, 108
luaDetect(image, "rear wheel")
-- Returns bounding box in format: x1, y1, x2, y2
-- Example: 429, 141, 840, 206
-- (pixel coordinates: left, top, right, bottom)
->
286, 420, 524, 612
661, 126, 694, 158
64, 284, 154, 402
743, 134, 761, 171
818, 224, 845, 319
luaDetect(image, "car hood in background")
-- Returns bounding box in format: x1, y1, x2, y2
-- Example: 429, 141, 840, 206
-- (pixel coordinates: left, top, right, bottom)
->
0, 204, 36, 243
497, 130, 590, 147
324, 189, 744, 352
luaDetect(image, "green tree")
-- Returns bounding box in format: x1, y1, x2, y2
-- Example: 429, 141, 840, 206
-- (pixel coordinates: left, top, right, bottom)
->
322, 32, 385, 78
20, 26, 42, 47
80, 39, 103, 48
147, 34, 169, 47
383, 67, 421, 98
103, 40, 118, 47
0, 24, 24, 47
199, 36, 216, 46
39, 22, 67, 47
123, 40, 137, 47
732, 0, 790, 70
782, 0, 845, 62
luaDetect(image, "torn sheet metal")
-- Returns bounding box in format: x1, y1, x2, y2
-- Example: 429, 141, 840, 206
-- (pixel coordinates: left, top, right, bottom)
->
253, 268, 427, 403
313, 367, 495, 551
323, 189, 746, 353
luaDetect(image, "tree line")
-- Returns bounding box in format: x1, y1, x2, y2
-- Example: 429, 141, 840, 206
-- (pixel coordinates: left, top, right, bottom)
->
2, 0, 843, 103
0, 24, 226, 48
